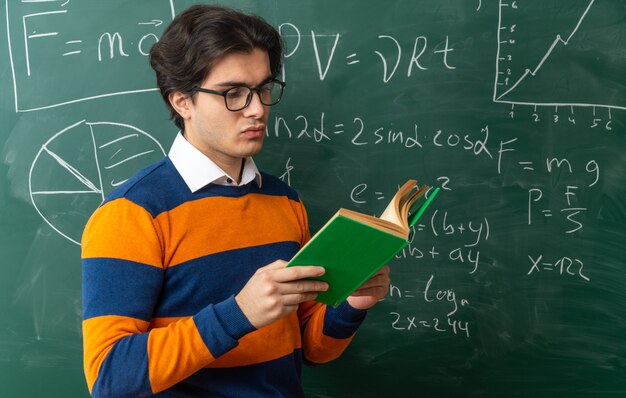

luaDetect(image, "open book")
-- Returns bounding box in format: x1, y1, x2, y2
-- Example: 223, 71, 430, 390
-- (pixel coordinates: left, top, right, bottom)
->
287, 180, 440, 307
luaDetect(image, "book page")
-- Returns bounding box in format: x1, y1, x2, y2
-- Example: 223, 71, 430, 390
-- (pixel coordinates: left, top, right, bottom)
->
379, 180, 417, 225
338, 208, 407, 237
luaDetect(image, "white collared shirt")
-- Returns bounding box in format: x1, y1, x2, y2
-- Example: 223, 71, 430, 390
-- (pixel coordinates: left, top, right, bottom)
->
168, 132, 262, 193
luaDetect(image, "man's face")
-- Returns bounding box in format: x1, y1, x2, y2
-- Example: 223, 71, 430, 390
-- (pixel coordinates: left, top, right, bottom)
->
181, 48, 272, 170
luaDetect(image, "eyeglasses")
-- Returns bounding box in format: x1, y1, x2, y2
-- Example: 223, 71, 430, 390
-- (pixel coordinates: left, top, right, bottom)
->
191, 79, 286, 111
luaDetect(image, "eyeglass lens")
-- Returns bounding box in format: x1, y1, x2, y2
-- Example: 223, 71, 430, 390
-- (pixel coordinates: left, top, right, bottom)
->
225, 81, 283, 111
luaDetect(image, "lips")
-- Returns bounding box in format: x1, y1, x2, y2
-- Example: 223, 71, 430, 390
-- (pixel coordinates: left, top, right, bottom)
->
243, 125, 265, 137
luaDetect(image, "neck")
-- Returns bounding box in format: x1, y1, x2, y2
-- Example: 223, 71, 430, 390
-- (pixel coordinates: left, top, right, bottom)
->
181, 131, 246, 184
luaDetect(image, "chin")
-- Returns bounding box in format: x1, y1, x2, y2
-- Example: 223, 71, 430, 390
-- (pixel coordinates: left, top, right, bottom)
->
239, 143, 264, 158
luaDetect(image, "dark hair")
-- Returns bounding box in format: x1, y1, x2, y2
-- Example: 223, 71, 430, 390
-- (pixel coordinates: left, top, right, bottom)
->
149, 5, 284, 130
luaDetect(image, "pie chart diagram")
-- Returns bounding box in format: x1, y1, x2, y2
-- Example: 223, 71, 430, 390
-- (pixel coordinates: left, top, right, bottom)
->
29, 120, 166, 245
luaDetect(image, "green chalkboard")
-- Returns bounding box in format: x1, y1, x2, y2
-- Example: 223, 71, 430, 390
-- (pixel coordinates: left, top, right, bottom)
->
1, 1, 625, 397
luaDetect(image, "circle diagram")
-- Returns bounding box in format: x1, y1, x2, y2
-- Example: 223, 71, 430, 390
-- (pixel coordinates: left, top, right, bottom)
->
29, 120, 166, 245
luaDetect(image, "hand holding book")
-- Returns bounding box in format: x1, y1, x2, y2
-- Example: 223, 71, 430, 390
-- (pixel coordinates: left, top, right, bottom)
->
344, 264, 391, 310
287, 180, 440, 307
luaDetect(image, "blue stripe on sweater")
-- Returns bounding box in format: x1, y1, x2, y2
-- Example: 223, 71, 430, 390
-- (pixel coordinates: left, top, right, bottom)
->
103, 157, 301, 218
323, 301, 367, 339
159, 350, 305, 397
154, 241, 301, 318
91, 333, 152, 398
193, 296, 256, 358
83, 258, 163, 321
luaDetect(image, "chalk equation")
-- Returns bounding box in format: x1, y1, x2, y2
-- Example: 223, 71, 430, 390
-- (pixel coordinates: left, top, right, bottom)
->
279, 22, 456, 82
339, 164, 603, 337
388, 274, 471, 338
526, 157, 599, 234
6, 2, 459, 112
6, 0, 174, 111
270, 112, 602, 238
270, 115, 513, 172
527, 254, 590, 281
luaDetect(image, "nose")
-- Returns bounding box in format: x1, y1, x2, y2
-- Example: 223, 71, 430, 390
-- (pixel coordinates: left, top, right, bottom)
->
242, 90, 266, 119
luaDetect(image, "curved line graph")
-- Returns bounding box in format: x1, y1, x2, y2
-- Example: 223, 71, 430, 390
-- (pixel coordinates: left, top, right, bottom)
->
493, 0, 626, 111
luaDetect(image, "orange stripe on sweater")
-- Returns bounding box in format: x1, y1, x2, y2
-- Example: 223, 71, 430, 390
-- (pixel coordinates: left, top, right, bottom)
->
157, 194, 307, 267
81, 198, 164, 268
82, 315, 150, 392
150, 314, 302, 368
146, 317, 215, 393
301, 306, 354, 364
210, 313, 302, 368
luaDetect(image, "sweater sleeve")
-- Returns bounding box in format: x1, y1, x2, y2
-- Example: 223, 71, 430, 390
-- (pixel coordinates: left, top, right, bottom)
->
81, 198, 255, 397
297, 300, 367, 364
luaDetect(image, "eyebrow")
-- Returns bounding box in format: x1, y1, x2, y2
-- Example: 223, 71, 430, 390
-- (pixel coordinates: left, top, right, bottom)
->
213, 76, 274, 89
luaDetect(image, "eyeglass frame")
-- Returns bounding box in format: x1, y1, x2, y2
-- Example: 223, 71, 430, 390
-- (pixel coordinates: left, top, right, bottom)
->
190, 78, 286, 111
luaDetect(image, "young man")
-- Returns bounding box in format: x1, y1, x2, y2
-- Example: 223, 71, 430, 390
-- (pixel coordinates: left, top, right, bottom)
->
81, 5, 389, 397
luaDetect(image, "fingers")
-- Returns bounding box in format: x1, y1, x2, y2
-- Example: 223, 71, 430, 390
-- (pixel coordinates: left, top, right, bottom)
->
278, 277, 328, 292
347, 265, 390, 299
256, 261, 328, 293
274, 265, 329, 307
346, 266, 391, 310
356, 267, 390, 289
378, 265, 391, 276
235, 261, 329, 329
270, 264, 326, 283
258, 262, 328, 292
349, 286, 387, 297
280, 291, 322, 306
239, 261, 390, 328
262, 259, 288, 270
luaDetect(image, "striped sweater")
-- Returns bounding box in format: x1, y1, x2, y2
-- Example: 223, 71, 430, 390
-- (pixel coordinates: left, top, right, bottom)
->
81, 157, 366, 397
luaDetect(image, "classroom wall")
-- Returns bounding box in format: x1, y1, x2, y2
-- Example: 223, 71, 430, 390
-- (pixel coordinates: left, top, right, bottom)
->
1, 1, 625, 397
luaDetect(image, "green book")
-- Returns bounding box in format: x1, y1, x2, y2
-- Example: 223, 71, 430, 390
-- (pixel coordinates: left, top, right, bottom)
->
287, 180, 440, 307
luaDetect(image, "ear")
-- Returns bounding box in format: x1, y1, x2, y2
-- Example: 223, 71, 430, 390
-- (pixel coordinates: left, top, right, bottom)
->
168, 91, 193, 121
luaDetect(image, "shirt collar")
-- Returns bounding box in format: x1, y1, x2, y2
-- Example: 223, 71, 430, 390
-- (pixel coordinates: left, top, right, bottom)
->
168, 132, 262, 192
